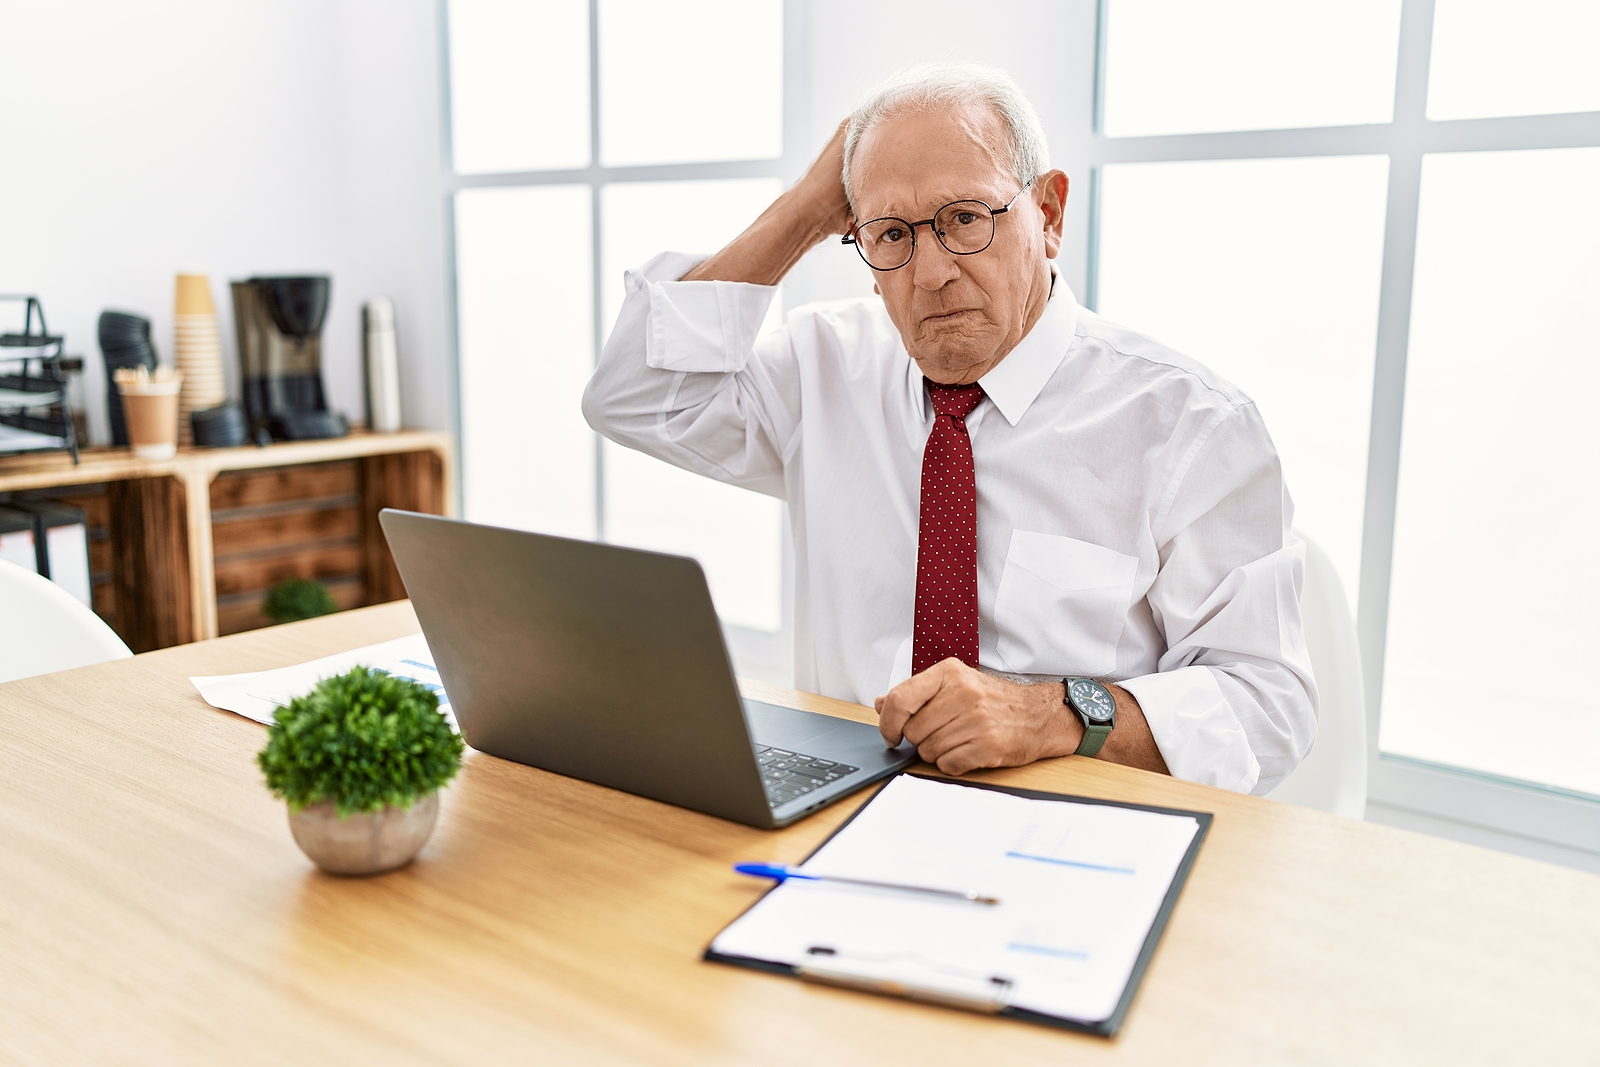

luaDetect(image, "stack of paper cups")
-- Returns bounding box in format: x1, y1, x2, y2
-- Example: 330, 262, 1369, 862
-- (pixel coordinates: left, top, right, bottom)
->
173, 272, 227, 446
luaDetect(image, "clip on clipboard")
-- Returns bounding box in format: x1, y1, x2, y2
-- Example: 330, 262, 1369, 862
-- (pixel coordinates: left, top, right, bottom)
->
705, 773, 1212, 1036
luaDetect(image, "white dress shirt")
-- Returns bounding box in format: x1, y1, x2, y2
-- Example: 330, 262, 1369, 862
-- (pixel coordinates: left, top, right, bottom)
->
583, 252, 1317, 793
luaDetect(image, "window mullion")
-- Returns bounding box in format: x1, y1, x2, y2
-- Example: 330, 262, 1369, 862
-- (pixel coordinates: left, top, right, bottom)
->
589, 0, 606, 543
1393, 0, 1439, 127
1356, 0, 1437, 762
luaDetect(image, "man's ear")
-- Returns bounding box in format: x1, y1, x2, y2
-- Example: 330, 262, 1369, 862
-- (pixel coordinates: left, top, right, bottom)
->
1036, 170, 1068, 260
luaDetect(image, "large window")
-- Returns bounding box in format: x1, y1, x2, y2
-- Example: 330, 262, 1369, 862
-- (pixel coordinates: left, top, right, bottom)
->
445, 0, 794, 674
1381, 145, 1600, 796
1088, 0, 1600, 853
440, 0, 1600, 857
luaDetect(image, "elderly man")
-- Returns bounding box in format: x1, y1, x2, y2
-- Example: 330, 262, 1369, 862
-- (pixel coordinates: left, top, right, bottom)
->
583, 63, 1315, 794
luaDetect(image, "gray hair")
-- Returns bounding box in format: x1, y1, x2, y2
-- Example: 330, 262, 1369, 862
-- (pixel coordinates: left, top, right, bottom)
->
841, 62, 1050, 212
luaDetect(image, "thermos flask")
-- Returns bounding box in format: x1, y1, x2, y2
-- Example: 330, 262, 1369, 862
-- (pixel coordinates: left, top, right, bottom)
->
362, 298, 402, 433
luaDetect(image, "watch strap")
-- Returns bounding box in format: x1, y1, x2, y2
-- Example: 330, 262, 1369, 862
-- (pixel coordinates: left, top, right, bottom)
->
1075, 721, 1112, 758
1064, 677, 1115, 758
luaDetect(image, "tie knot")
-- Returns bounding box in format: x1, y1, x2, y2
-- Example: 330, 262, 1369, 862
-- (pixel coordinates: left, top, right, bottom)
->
928, 381, 985, 420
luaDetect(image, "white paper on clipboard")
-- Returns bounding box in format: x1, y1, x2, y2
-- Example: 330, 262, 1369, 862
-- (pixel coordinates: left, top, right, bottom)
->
710, 774, 1201, 1025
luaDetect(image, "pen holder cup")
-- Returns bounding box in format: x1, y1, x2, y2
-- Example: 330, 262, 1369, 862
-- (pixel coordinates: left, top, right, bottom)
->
117, 380, 182, 460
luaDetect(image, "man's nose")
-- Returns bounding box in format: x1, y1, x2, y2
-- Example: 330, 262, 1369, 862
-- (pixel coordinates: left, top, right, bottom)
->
910, 227, 961, 290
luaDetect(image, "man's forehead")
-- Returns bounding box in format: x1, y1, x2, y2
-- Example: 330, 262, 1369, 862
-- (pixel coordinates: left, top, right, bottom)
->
851, 104, 1013, 218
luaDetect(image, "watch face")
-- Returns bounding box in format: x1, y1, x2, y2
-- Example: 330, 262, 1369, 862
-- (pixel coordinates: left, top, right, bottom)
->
1070, 678, 1115, 722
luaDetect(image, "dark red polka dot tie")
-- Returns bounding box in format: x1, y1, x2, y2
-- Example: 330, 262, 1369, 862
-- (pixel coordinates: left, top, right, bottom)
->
913, 381, 986, 675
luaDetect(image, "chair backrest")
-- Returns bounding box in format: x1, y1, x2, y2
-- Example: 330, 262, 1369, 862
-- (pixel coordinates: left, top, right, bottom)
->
1264, 532, 1368, 818
0, 559, 133, 684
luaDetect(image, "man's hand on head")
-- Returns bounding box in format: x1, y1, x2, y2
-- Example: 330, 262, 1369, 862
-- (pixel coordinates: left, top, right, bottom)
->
873, 659, 1082, 775
793, 117, 854, 237
681, 117, 853, 287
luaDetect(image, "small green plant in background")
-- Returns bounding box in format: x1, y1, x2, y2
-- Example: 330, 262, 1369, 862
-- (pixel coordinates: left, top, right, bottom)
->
258, 667, 464, 816
263, 578, 339, 624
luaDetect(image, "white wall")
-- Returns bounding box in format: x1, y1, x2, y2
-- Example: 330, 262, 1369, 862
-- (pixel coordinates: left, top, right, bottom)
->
0, 0, 451, 444
334, 0, 453, 434
0, 0, 1093, 445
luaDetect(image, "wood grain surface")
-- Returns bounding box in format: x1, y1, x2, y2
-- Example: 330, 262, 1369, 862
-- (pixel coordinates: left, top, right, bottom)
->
210, 500, 364, 556
0, 430, 453, 494
105, 474, 192, 650
2, 602, 1597, 1065
209, 460, 361, 511
214, 573, 367, 636
212, 543, 366, 599
0, 431, 453, 646
359, 451, 448, 605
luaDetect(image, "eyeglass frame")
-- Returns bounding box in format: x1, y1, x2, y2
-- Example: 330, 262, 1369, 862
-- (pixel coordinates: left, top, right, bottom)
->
840, 181, 1033, 272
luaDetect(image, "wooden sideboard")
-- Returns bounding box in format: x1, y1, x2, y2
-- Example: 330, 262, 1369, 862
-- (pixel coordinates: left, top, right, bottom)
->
0, 430, 453, 651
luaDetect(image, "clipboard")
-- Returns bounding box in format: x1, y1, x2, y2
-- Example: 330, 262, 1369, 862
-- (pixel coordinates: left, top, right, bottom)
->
704, 772, 1212, 1037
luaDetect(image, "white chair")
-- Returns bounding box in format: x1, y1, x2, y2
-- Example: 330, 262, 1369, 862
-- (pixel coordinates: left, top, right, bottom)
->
1264, 532, 1368, 819
0, 559, 133, 684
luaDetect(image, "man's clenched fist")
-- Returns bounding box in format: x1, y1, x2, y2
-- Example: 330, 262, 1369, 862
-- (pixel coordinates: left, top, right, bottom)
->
874, 658, 1081, 775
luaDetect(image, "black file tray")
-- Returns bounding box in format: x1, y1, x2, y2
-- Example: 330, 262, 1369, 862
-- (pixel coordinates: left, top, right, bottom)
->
704, 771, 1213, 1038
0, 295, 80, 463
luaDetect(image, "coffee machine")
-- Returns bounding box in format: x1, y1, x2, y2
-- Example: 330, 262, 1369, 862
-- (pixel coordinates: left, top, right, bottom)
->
231, 276, 348, 441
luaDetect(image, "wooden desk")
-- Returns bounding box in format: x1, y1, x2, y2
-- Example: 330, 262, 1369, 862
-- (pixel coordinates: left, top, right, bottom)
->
3, 603, 1598, 1065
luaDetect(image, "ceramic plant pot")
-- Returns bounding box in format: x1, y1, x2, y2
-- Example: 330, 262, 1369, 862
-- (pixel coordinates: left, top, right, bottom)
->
287, 791, 439, 876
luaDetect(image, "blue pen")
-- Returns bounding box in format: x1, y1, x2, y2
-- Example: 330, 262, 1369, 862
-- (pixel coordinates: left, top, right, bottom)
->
734, 863, 1000, 905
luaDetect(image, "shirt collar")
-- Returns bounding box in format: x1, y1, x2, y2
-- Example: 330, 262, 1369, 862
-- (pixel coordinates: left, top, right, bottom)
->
905, 274, 1078, 427
977, 275, 1077, 426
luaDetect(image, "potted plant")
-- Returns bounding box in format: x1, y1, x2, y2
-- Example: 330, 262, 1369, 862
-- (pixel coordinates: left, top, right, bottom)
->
263, 577, 338, 624
258, 666, 464, 875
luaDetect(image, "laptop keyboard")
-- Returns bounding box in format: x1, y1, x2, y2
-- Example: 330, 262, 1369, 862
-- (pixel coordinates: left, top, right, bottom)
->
757, 745, 859, 808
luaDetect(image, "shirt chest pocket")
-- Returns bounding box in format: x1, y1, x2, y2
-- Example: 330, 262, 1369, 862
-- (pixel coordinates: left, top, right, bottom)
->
993, 530, 1140, 678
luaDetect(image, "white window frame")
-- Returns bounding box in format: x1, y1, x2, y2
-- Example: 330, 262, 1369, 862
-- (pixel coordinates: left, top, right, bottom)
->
1062, 0, 1600, 857
437, 0, 811, 683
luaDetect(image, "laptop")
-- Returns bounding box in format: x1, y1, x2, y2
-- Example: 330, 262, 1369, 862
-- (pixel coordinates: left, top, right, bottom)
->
379, 510, 916, 828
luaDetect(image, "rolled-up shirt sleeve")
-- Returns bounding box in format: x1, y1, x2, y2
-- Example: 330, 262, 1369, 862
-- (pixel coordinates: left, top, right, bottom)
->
582, 251, 799, 498
1117, 403, 1318, 794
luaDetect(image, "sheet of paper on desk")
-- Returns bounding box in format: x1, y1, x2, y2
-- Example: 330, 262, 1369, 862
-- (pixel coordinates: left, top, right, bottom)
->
711, 774, 1200, 1024
189, 634, 455, 729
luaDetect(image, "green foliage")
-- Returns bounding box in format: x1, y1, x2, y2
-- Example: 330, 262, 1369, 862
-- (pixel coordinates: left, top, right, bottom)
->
263, 578, 339, 624
257, 666, 463, 816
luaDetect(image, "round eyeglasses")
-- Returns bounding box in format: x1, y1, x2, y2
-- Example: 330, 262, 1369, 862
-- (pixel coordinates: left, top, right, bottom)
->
842, 184, 1031, 272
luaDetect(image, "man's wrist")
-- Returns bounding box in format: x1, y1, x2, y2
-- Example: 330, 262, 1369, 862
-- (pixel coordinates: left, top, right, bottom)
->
1041, 681, 1084, 760
781, 182, 848, 243
683, 185, 841, 286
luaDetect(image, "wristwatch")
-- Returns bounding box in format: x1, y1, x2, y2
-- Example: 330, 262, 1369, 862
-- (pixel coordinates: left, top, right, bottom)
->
1063, 677, 1116, 757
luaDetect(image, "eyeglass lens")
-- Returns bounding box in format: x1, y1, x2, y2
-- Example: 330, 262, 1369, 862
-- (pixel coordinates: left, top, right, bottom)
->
855, 200, 997, 270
